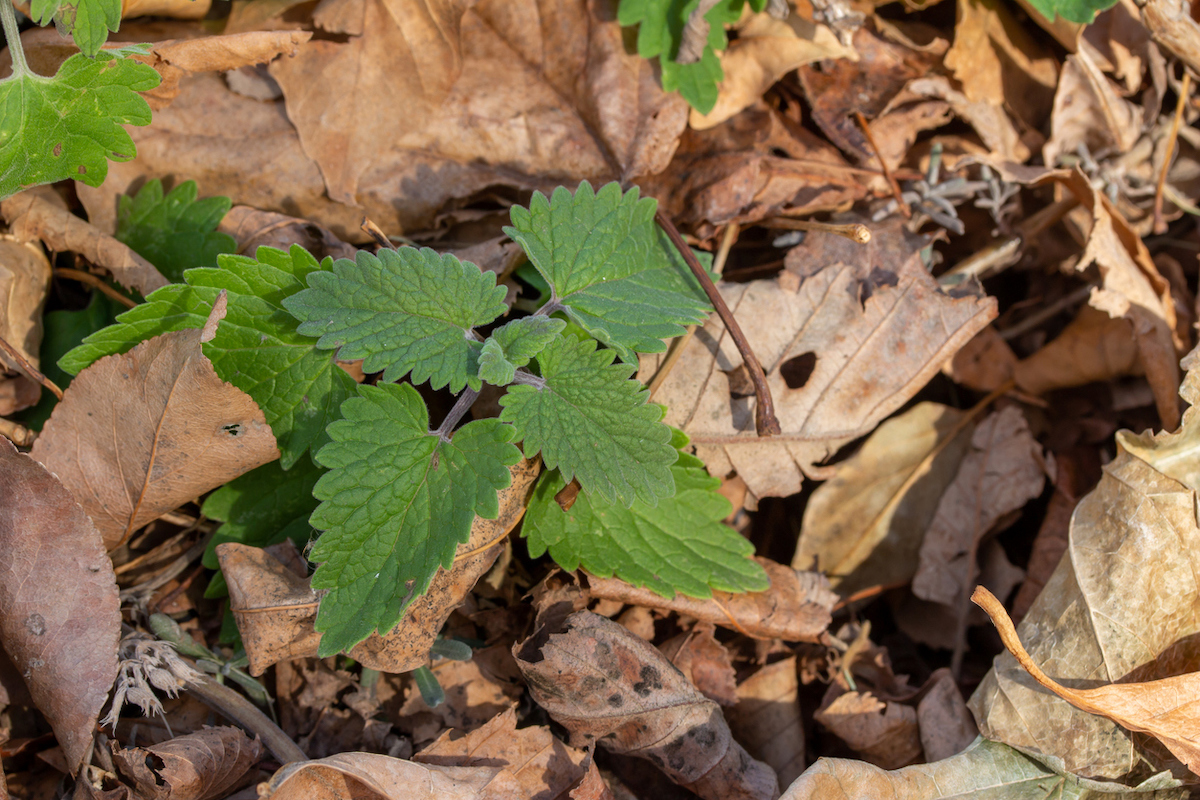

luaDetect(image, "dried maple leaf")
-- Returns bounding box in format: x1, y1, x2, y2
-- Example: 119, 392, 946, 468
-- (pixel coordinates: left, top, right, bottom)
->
112, 726, 264, 800
0, 438, 120, 772
31, 294, 280, 550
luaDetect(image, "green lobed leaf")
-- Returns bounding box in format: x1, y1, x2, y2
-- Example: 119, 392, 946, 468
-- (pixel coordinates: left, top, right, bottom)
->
116, 179, 237, 283
499, 335, 676, 507
308, 382, 521, 655
1023, 0, 1118, 24
201, 454, 325, 598
29, 0, 122, 56
284, 247, 508, 393
0, 49, 159, 198
59, 245, 356, 468
477, 316, 567, 387
504, 182, 711, 361
523, 428, 768, 597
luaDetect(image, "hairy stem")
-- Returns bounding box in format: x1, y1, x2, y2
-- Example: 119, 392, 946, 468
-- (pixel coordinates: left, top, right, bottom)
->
653, 209, 781, 437
511, 371, 546, 390
434, 388, 479, 440
0, 0, 30, 79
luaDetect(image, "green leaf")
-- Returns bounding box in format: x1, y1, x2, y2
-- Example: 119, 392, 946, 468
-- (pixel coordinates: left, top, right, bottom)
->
201, 454, 324, 598
116, 179, 237, 283
309, 383, 520, 655
284, 247, 508, 394
30, 0, 122, 56
504, 182, 711, 361
1023, 0, 1117, 24
499, 335, 676, 507
0, 49, 159, 198
413, 666, 444, 707
477, 316, 567, 387
60, 245, 356, 468
524, 428, 767, 597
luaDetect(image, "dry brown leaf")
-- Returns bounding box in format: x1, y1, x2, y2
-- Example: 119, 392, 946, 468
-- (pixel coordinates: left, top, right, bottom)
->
416, 705, 590, 800
260, 753, 523, 800
658, 622, 737, 707
914, 668, 976, 762
976, 585, 1200, 777
217, 206, 357, 262
639, 253, 996, 503
0, 236, 51, 415
30, 297, 279, 550
944, 326, 1017, 392
585, 558, 836, 641
1139, 0, 1200, 79
886, 75, 1030, 163
690, 13, 855, 131
1084, 0, 1162, 96
0, 192, 167, 296
112, 726, 263, 800
401, 656, 523, 736
912, 406, 1047, 606
726, 657, 805, 788
814, 688, 920, 770
1014, 303, 1141, 395
222, 458, 539, 672
1042, 47, 1143, 171
783, 214, 929, 282
793, 402, 976, 596
0, 438, 120, 773
514, 610, 778, 800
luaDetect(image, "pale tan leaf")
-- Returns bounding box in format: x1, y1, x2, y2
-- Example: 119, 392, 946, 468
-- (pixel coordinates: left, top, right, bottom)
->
30, 299, 279, 550
1043, 47, 1143, 171
915, 669, 976, 762
0, 236, 51, 415
814, 689, 920, 769
0, 438, 120, 773
944, 326, 1017, 393
727, 657, 805, 788
1014, 304, 1141, 395
112, 726, 263, 800
260, 753, 523, 800
514, 611, 778, 800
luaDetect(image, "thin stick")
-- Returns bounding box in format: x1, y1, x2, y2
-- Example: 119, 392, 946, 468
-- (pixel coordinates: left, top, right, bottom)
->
855, 111, 910, 218
0, 334, 62, 400
185, 675, 307, 764
999, 283, 1096, 341
361, 217, 397, 250
1154, 71, 1192, 235
1017, 197, 1079, 241
766, 217, 871, 244
54, 268, 138, 309
655, 213, 781, 436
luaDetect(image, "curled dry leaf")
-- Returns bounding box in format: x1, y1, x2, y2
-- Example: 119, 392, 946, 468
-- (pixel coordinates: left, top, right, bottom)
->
1, 192, 167, 296
1042, 47, 1142, 171
659, 622, 738, 707
793, 402, 976, 596
221, 458, 539, 672
515, 611, 778, 800
814, 689, 921, 770
0, 236, 51, 415
1014, 304, 1141, 396
416, 705, 591, 800
0, 438, 120, 773
260, 752, 523, 800
112, 726, 264, 800
584, 558, 836, 641
218, 206, 356, 262
640, 252, 996, 504
726, 657, 805, 788
31, 298, 280, 550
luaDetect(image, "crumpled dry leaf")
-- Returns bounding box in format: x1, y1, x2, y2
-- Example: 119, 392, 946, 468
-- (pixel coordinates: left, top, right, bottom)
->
1042, 46, 1143, 171
1014, 304, 1141, 396
793, 402, 976, 596
30, 296, 279, 550
514, 610, 778, 800
884, 75, 1030, 164
690, 13, 855, 131
915, 668, 976, 762
221, 458, 539, 671
912, 406, 1047, 606
658, 622, 737, 707
726, 657, 805, 788
584, 558, 836, 641
0, 438, 120, 773
416, 705, 591, 800
112, 726, 263, 800
640, 253, 996, 504
260, 752, 523, 800
217, 206, 357, 262
0, 236, 51, 415
1, 192, 167, 296
814, 688, 920, 769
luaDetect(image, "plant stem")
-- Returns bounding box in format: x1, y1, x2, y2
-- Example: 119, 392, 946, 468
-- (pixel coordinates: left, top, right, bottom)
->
185, 675, 307, 764
0, 0, 31, 78
434, 388, 479, 439
653, 209, 781, 437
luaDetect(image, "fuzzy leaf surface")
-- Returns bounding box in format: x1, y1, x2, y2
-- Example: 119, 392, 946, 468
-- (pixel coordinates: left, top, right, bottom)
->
0, 50, 159, 198
504, 182, 711, 360
59, 245, 355, 468
284, 248, 507, 393
116, 179, 237, 283
477, 316, 567, 387
524, 429, 768, 597
309, 383, 520, 655
29, 0, 121, 55
499, 335, 676, 507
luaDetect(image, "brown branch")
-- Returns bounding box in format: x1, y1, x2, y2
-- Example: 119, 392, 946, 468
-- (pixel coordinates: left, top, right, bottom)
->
1154, 70, 1191, 235
360, 217, 397, 250
53, 268, 138, 309
854, 111, 910, 218
0, 334, 62, 400
654, 210, 781, 437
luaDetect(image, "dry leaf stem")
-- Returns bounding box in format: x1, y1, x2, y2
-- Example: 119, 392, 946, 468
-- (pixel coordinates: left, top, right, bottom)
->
655, 211, 781, 436
360, 217, 395, 250
184, 674, 306, 764
854, 111, 910, 218
0, 333, 61, 400
765, 217, 871, 243
1153, 70, 1192, 234
0, 417, 35, 447
999, 282, 1097, 341
53, 268, 138, 309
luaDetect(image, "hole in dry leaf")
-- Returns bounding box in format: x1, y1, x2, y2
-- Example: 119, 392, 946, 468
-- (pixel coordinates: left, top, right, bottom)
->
222, 423, 242, 437
780, 352, 818, 389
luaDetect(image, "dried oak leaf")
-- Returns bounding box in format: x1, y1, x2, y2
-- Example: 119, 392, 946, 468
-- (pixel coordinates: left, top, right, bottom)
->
30, 296, 279, 550
584, 558, 835, 641
0, 235, 51, 415
639, 252, 996, 504
726, 657, 805, 788
221, 458, 540, 672
112, 726, 264, 800
0, 438, 120, 773
514, 610, 778, 800
416, 705, 592, 800
260, 753, 523, 800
